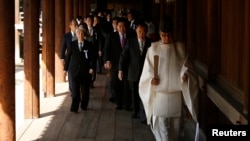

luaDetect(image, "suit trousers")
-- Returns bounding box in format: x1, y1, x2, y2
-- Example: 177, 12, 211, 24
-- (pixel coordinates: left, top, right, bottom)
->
109, 70, 131, 108
129, 80, 146, 120
70, 72, 91, 111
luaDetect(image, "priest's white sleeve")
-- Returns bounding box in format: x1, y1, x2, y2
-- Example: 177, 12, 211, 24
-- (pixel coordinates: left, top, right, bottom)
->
139, 50, 154, 125
180, 58, 200, 141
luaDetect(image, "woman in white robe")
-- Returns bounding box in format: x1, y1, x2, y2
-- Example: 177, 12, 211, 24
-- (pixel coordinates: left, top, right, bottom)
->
139, 18, 199, 141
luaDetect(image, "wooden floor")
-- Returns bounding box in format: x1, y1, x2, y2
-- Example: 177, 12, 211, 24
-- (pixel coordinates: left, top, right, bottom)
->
16, 69, 206, 141
16, 73, 156, 141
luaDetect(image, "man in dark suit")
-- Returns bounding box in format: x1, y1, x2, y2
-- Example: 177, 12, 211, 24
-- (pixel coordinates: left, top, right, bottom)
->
64, 25, 94, 113
104, 18, 132, 110
118, 23, 151, 123
61, 18, 78, 61
127, 11, 138, 37
85, 15, 103, 88
60, 18, 78, 91
103, 16, 118, 103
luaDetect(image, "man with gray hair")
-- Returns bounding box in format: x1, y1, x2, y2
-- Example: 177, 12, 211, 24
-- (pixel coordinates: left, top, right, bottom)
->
64, 25, 95, 113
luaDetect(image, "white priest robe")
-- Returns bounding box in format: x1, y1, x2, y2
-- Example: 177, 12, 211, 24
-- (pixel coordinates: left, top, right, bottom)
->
139, 41, 199, 140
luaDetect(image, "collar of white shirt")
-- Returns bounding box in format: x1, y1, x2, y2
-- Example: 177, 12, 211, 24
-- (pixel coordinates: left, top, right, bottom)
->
78, 41, 84, 47
119, 33, 126, 38
138, 39, 145, 45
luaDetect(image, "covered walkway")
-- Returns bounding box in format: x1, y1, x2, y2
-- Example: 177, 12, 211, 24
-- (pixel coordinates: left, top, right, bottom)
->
1, 0, 249, 140
15, 66, 204, 141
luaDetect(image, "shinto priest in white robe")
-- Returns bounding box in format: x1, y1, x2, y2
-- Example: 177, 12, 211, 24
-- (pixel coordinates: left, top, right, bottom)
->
139, 41, 199, 140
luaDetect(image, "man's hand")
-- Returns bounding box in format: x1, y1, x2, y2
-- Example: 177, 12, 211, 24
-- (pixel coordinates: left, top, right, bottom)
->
181, 73, 188, 82
89, 69, 94, 74
118, 71, 123, 81
61, 59, 65, 65
151, 77, 160, 85
64, 71, 67, 75
98, 51, 102, 56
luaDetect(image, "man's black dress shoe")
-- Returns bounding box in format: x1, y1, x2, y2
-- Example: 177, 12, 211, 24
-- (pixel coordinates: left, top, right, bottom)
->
125, 107, 133, 111
109, 97, 115, 103
81, 107, 87, 111
115, 106, 123, 110
70, 109, 78, 113
141, 120, 147, 125
132, 114, 138, 119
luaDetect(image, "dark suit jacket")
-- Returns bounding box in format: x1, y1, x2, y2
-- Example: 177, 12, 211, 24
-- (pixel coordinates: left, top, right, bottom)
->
61, 32, 75, 59
85, 25, 103, 58
64, 40, 94, 78
119, 37, 151, 81
104, 31, 131, 71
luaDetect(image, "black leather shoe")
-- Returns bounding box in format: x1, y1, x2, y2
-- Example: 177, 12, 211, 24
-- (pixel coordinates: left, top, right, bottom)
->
115, 106, 123, 110
81, 107, 87, 111
109, 97, 115, 103
141, 120, 147, 125
132, 114, 138, 119
125, 107, 133, 111
70, 109, 78, 113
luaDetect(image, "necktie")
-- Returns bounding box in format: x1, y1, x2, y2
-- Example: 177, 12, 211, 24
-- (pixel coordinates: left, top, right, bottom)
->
89, 28, 93, 36
79, 43, 82, 52
72, 33, 77, 41
121, 34, 125, 48
139, 40, 144, 54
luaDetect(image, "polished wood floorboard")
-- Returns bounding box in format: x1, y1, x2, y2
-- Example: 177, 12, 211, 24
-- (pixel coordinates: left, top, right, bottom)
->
16, 73, 156, 141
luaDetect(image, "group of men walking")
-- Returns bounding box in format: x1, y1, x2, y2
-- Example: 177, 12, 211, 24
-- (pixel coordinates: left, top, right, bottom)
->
60, 9, 199, 141
60, 11, 152, 125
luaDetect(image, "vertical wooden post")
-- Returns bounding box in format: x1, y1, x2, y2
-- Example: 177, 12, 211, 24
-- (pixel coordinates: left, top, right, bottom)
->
0, 0, 15, 140
243, 0, 249, 117
186, 0, 195, 55
79, 0, 83, 16
24, 0, 40, 118
15, 0, 21, 64
83, 0, 90, 18
42, 0, 55, 97
96, 0, 107, 12
65, 0, 73, 32
55, 0, 65, 82
174, 0, 186, 41
207, 0, 220, 81
74, 0, 79, 18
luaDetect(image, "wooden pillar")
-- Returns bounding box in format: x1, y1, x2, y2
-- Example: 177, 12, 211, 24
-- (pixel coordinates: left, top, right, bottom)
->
160, 0, 165, 19
79, 0, 83, 16
186, 0, 195, 55
55, 0, 65, 82
174, 0, 186, 41
207, 0, 220, 81
42, 0, 55, 97
96, 0, 107, 12
151, 0, 160, 35
65, 0, 73, 32
74, 0, 79, 18
243, 0, 249, 117
24, 0, 40, 118
0, 0, 15, 140
83, 0, 90, 18
15, 0, 21, 64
